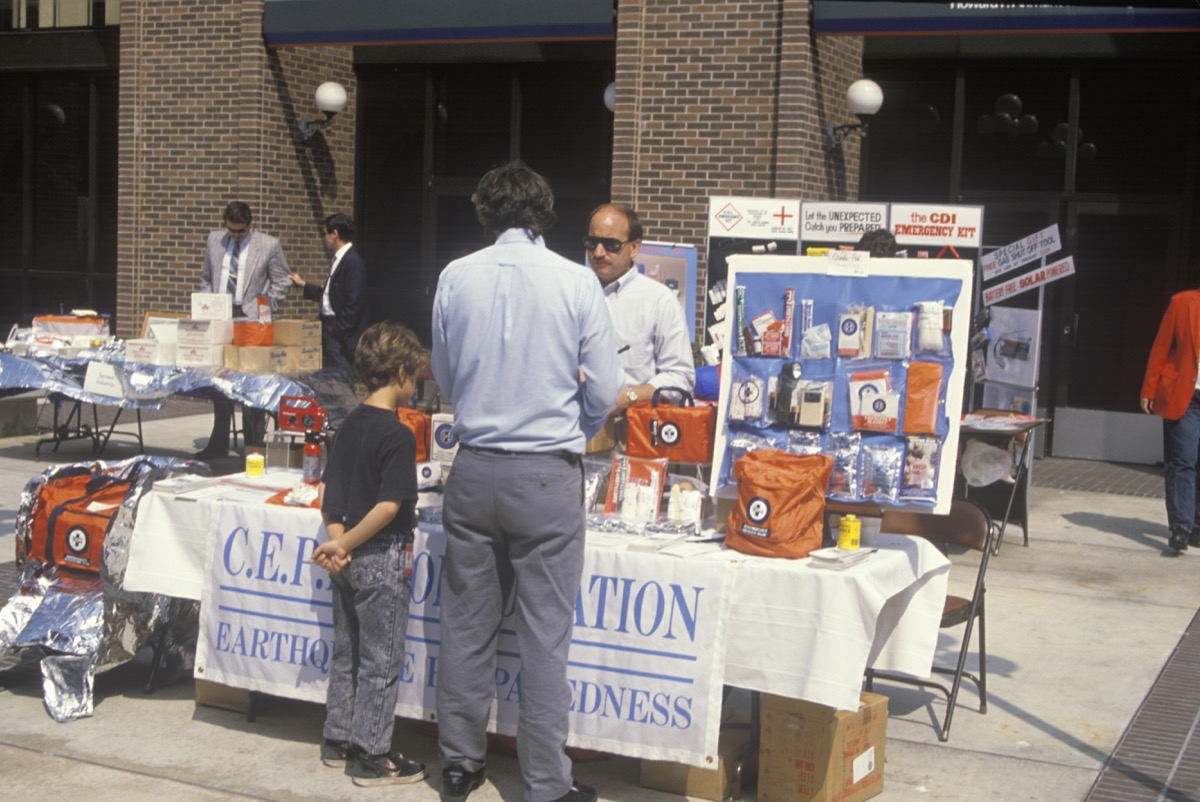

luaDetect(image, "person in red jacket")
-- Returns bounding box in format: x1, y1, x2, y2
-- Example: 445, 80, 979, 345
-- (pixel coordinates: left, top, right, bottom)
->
1141, 289, 1200, 552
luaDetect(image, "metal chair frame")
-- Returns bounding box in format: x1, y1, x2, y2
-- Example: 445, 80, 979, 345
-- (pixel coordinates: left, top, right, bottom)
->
865, 497, 995, 741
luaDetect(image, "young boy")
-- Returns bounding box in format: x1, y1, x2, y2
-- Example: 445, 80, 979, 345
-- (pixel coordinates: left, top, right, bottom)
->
310, 320, 427, 786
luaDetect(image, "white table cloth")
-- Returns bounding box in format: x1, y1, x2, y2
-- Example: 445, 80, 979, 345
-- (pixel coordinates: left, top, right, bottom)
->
126, 481, 949, 765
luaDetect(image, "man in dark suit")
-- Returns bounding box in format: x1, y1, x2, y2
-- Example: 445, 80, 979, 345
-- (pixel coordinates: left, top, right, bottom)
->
196, 201, 292, 460
1142, 288, 1200, 552
288, 213, 369, 388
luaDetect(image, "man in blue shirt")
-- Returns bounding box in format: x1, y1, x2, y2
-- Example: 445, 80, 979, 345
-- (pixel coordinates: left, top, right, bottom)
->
431, 162, 621, 802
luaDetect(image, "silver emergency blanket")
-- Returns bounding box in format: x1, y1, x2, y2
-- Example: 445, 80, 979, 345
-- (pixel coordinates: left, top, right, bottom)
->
0, 350, 317, 415
2, 455, 209, 721
41, 654, 95, 722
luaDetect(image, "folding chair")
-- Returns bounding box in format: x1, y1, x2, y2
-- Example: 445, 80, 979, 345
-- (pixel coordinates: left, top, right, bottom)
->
865, 498, 994, 741
960, 407, 1034, 555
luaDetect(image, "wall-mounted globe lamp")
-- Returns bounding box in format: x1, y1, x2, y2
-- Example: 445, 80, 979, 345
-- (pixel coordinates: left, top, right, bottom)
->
825, 79, 884, 154
299, 82, 348, 144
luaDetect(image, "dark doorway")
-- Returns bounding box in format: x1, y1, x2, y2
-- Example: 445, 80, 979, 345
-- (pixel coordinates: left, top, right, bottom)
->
355, 60, 615, 344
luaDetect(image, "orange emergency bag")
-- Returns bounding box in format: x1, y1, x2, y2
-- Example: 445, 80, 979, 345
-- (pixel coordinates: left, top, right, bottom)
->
726, 449, 833, 559
625, 387, 716, 464
29, 468, 135, 572
397, 395, 438, 463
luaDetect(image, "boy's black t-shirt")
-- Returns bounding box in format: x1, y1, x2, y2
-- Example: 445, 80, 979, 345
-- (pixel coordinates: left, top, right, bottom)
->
321, 404, 418, 535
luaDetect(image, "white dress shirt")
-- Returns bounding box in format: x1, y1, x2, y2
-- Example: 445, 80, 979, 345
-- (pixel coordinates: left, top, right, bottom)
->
322, 242, 352, 317
603, 269, 695, 394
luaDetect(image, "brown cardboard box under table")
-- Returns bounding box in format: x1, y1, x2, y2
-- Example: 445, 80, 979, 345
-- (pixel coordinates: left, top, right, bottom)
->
640, 721, 753, 801
758, 692, 887, 802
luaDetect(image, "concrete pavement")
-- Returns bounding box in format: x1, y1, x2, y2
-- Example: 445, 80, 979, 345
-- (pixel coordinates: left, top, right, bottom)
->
0, 399, 1195, 801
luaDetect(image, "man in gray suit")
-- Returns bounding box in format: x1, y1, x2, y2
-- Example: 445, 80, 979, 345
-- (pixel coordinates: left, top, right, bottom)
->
195, 201, 292, 460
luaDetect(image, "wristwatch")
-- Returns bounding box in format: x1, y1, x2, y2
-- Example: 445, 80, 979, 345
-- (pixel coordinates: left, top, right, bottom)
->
625, 388, 639, 404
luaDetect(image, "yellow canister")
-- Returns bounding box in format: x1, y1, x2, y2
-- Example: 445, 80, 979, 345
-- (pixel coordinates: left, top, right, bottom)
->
245, 450, 265, 478
837, 514, 861, 551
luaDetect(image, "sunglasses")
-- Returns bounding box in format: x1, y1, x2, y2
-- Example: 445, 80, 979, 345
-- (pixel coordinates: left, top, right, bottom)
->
583, 235, 632, 253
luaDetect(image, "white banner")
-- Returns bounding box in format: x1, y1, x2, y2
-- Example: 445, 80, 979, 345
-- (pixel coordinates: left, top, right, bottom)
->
983, 256, 1075, 306
195, 505, 730, 767
708, 196, 800, 239
799, 201, 889, 245
890, 203, 984, 248
981, 224, 1062, 281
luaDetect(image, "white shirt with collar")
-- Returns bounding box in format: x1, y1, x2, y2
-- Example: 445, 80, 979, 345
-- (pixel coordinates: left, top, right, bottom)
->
602, 268, 695, 394
322, 241, 352, 317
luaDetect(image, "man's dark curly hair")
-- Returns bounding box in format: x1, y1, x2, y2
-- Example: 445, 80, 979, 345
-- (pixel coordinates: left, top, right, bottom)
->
855, 228, 897, 258
471, 161, 557, 238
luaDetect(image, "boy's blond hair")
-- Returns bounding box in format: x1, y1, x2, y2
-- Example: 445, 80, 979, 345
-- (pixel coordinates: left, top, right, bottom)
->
354, 321, 427, 393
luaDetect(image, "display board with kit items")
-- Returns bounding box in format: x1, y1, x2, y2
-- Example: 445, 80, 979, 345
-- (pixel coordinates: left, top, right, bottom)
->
714, 255, 973, 515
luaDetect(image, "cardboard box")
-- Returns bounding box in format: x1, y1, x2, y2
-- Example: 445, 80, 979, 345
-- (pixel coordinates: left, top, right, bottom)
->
296, 344, 322, 372
270, 346, 296, 375
273, 318, 322, 346
238, 346, 273, 375
194, 678, 251, 713
758, 692, 887, 802
126, 338, 177, 366
223, 344, 239, 370
430, 412, 459, 466
640, 723, 753, 801
175, 344, 225, 367
147, 319, 179, 343
191, 292, 233, 320
178, 318, 234, 346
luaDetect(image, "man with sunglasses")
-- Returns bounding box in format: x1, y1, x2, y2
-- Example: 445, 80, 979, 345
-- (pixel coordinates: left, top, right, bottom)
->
585, 204, 694, 416
195, 201, 292, 460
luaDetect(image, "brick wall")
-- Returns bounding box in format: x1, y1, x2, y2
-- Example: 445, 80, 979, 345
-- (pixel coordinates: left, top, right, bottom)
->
115, 0, 355, 338
610, 0, 864, 328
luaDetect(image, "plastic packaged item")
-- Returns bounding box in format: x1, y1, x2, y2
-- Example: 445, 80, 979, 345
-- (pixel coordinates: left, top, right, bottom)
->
916, 300, 948, 355
901, 436, 941, 500
826, 432, 861, 501
861, 442, 903, 502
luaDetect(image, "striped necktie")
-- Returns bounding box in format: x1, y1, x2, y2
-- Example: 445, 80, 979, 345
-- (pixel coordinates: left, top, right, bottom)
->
227, 241, 241, 298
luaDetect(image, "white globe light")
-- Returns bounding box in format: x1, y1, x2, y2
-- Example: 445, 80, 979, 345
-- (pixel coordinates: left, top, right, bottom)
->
846, 79, 883, 117
315, 82, 348, 115
603, 82, 616, 113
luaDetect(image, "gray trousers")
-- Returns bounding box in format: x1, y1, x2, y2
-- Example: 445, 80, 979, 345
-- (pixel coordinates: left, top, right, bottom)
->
437, 447, 584, 802
324, 533, 411, 756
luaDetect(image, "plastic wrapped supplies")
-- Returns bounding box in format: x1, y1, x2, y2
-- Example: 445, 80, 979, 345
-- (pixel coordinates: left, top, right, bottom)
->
960, 438, 1013, 487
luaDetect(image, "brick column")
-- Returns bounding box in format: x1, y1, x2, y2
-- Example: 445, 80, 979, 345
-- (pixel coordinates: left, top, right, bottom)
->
610, 0, 865, 330
116, 0, 355, 338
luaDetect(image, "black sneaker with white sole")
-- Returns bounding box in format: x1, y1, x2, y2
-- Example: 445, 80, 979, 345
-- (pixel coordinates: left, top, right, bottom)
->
440, 764, 487, 802
319, 739, 356, 768
352, 752, 427, 786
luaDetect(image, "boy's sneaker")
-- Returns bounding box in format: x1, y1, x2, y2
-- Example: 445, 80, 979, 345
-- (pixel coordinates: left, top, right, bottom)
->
353, 752, 427, 787
320, 739, 356, 768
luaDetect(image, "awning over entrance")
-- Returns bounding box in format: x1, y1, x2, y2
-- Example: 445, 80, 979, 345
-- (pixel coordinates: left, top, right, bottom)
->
263, 0, 615, 47
814, 1, 1200, 37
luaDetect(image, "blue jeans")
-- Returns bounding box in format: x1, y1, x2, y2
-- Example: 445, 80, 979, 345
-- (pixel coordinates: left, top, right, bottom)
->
1163, 391, 1200, 534
323, 532, 411, 756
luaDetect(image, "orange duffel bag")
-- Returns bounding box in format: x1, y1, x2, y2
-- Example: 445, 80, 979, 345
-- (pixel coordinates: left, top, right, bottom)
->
625, 387, 716, 464
29, 467, 135, 572
397, 395, 439, 463
726, 449, 833, 559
